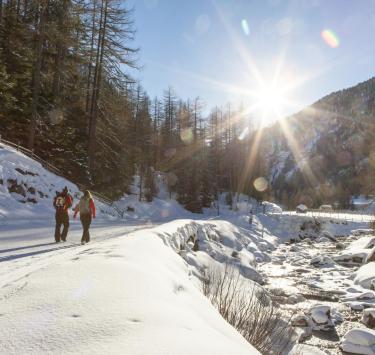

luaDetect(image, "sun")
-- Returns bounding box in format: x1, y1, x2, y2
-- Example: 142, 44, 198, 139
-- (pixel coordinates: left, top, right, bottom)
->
254, 84, 288, 126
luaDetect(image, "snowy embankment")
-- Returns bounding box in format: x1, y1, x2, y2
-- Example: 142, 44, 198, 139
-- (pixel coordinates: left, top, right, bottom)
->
0, 223, 259, 355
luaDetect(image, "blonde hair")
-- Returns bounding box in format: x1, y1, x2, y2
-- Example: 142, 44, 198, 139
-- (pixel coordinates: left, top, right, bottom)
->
83, 190, 92, 199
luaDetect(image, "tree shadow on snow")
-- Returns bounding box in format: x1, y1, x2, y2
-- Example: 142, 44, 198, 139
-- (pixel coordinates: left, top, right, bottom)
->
0, 242, 56, 254
0, 244, 79, 263
312, 328, 340, 342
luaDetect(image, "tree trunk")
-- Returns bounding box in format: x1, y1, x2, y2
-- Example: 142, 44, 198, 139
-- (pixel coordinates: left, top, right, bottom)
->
85, 0, 97, 113
88, 0, 108, 173
52, 0, 68, 100
28, 0, 47, 150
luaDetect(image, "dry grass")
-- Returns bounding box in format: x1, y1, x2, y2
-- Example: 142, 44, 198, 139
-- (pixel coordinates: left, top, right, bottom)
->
202, 263, 296, 354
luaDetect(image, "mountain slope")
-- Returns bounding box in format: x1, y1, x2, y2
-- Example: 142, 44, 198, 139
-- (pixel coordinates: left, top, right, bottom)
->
264, 77, 375, 208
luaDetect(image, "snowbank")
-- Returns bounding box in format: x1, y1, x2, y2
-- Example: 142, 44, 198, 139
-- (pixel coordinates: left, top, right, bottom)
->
151, 219, 273, 284
0, 224, 259, 355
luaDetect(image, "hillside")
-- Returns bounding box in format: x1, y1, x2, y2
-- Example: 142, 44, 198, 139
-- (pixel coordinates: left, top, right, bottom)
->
264, 77, 375, 208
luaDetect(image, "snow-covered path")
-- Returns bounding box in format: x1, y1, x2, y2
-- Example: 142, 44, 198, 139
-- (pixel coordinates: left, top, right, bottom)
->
0, 218, 154, 289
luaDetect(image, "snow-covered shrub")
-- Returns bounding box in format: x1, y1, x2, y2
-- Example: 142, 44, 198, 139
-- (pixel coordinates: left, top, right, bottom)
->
202, 263, 295, 354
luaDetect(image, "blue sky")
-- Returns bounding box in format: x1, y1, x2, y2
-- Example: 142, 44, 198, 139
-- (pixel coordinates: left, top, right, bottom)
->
127, 0, 375, 118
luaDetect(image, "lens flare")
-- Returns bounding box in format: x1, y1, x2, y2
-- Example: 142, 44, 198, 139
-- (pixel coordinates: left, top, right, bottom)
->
238, 126, 249, 140
241, 19, 250, 36
321, 29, 339, 48
180, 128, 193, 144
253, 177, 268, 192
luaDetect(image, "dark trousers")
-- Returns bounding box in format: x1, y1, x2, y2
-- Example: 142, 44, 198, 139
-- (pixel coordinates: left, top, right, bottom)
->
55, 212, 69, 242
80, 214, 92, 243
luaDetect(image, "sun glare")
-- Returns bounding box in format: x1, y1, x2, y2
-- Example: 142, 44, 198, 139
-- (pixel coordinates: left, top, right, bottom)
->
253, 84, 289, 126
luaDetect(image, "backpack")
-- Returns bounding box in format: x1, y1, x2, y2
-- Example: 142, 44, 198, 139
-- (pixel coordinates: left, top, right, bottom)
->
79, 197, 90, 214
55, 196, 65, 208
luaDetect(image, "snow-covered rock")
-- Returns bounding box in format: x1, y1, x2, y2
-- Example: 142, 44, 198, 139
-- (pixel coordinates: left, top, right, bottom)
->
308, 304, 334, 331
287, 294, 306, 304
353, 229, 374, 236
310, 255, 334, 267
335, 236, 375, 264
296, 204, 308, 213
340, 328, 375, 355
354, 262, 375, 289
320, 230, 336, 242
262, 201, 282, 214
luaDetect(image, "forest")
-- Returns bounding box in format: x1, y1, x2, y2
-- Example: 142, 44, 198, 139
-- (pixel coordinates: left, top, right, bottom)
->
0, 0, 268, 212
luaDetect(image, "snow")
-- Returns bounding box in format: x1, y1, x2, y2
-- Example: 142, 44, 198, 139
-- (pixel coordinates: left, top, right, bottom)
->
0, 143, 266, 354
0, 224, 259, 355
289, 345, 327, 355
6, 141, 375, 354
354, 262, 375, 289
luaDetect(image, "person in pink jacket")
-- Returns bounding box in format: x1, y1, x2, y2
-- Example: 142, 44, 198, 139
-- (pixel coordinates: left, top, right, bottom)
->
74, 190, 96, 244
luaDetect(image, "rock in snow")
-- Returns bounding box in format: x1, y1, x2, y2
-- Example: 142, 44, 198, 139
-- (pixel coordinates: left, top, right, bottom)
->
310, 255, 334, 267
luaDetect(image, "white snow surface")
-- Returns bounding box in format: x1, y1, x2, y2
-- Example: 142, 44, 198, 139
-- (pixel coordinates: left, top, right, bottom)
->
0, 224, 259, 355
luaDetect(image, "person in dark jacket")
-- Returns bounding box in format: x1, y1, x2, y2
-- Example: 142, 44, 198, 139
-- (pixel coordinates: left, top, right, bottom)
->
53, 186, 73, 242
74, 190, 96, 245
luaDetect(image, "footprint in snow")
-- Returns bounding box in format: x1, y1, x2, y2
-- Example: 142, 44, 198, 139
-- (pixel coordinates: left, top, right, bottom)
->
127, 318, 141, 323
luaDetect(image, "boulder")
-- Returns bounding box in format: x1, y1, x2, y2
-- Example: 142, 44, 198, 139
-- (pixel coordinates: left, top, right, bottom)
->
362, 308, 375, 329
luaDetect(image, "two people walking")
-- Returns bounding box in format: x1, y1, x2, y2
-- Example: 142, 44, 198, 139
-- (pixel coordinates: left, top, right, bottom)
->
53, 187, 96, 244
